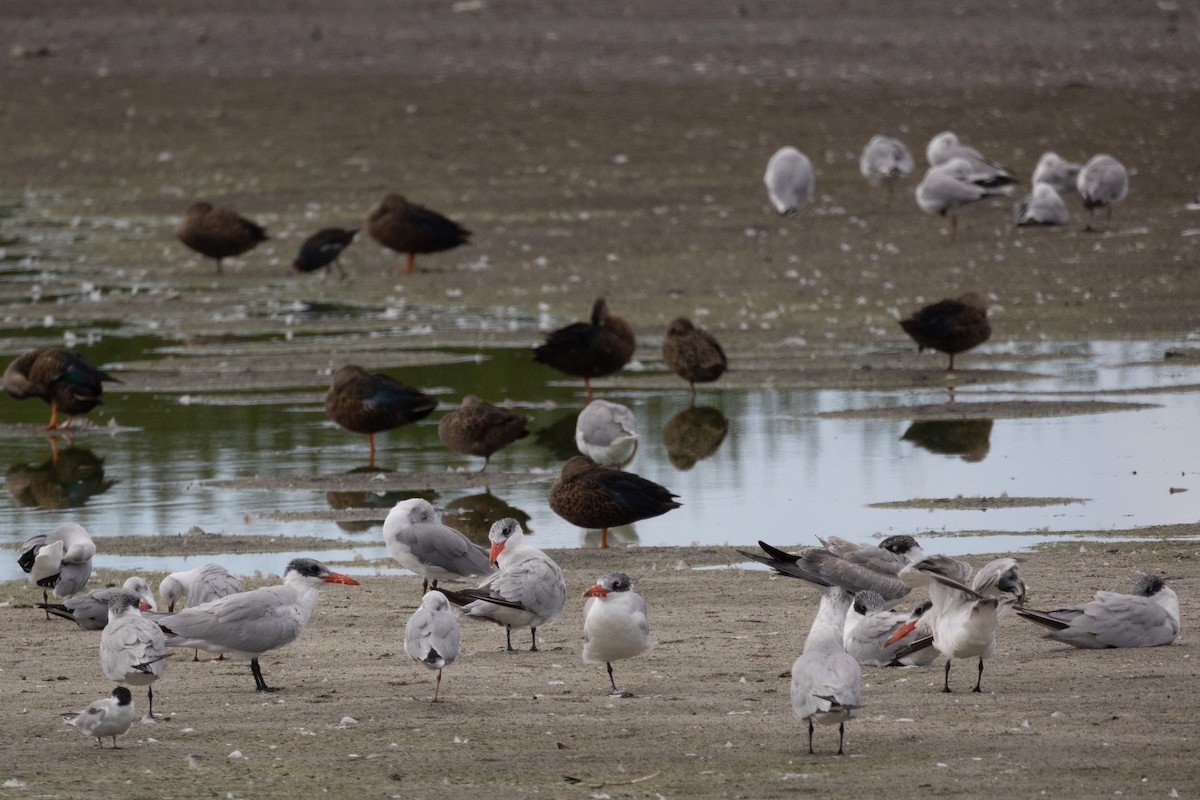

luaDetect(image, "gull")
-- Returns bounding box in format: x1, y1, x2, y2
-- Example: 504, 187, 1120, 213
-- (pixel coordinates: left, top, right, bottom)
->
160, 563, 245, 660
1077, 154, 1129, 231
1015, 575, 1178, 649
441, 518, 566, 652
101, 590, 168, 721
859, 135, 915, 196
40, 576, 157, 630
1031, 152, 1082, 195
1014, 183, 1070, 227
382, 498, 495, 595
405, 590, 461, 702
843, 590, 937, 667
925, 131, 1015, 186
582, 572, 655, 697
148, 558, 359, 693
791, 588, 862, 755
574, 399, 639, 467
62, 687, 134, 748
764, 147, 814, 217
18, 522, 96, 614
915, 158, 1011, 239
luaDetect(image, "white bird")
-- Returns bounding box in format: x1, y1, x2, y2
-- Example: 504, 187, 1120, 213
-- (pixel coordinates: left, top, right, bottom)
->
791, 588, 862, 755
442, 518, 566, 652
1014, 182, 1070, 227
1077, 154, 1129, 231
738, 535, 924, 606
160, 563, 244, 660
859, 135, 915, 195
148, 558, 359, 693
62, 687, 134, 748
40, 576, 157, 630
842, 591, 937, 667
575, 399, 638, 467
1031, 151, 1081, 194
764, 146, 814, 217
404, 590, 461, 702
1015, 575, 1179, 649
18, 522, 96, 613
915, 157, 1011, 239
925, 131, 1016, 187
101, 590, 168, 721
889, 556, 1026, 693
382, 498, 495, 595
582, 571, 655, 697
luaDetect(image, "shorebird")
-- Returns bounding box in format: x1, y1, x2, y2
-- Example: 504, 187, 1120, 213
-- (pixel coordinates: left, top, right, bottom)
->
1015, 575, 1178, 649
101, 590, 168, 720
1014, 183, 1070, 227
40, 576, 156, 630
860, 134, 915, 197
62, 687, 134, 748
1031, 152, 1082, 195
404, 590, 461, 702
582, 571, 655, 697
1077, 154, 1129, 232
574, 399, 639, 467
18, 522, 96, 613
381, 498, 495, 595
791, 588, 862, 755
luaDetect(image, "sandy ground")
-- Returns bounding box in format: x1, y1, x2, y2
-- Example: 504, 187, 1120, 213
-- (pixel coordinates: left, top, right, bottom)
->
3, 2, 1200, 798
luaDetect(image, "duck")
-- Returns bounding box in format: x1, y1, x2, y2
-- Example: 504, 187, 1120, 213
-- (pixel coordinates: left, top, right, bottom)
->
3, 347, 118, 430
292, 227, 358, 278
899, 293, 991, 371
176, 201, 268, 274
548, 455, 680, 548
324, 365, 437, 464
661, 317, 727, 399
365, 194, 470, 274
533, 297, 636, 400
436, 395, 530, 472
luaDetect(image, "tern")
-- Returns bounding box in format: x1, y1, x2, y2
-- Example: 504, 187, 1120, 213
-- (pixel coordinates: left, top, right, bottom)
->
101, 590, 168, 721
738, 535, 924, 606
582, 572, 655, 697
62, 687, 134, 748
405, 590, 461, 702
1015, 575, 1178, 649
791, 588, 862, 755
843, 590, 937, 668
18, 522, 96, 615
160, 563, 244, 660
382, 498, 495, 595
40, 576, 157, 630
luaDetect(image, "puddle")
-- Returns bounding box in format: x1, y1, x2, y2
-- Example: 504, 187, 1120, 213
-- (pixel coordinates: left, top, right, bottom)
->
4, 340, 1200, 581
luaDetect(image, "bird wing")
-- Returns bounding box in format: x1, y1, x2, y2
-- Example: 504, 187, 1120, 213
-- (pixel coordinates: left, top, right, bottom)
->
405, 606, 461, 665
101, 616, 167, 680
191, 565, 244, 605
402, 523, 494, 577
154, 585, 306, 653
480, 553, 566, 621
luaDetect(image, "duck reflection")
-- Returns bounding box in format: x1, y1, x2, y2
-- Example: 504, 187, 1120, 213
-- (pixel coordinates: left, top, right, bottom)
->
901, 419, 993, 463
440, 491, 532, 545
663, 406, 729, 470
6, 446, 116, 508
532, 410, 582, 461
579, 524, 639, 549
326, 465, 436, 532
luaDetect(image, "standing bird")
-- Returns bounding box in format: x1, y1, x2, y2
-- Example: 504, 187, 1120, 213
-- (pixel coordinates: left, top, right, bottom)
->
915, 158, 1010, 240
1031, 152, 1082, 195
548, 455, 681, 549
582, 572, 655, 697
62, 687, 134, 748
533, 297, 636, 401
661, 317, 727, 400
1014, 183, 1070, 227
19, 522, 96, 612
381, 498, 495, 595
40, 576, 157, 630
324, 365, 437, 465
575, 399, 639, 467
176, 201, 268, 274
148, 558, 359, 693
764, 146, 814, 217
441, 518, 566, 652
365, 193, 470, 274
925, 131, 1016, 186
4, 347, 118, 430
159, 563, 244, 660
292, 227, 358, 279
899, 292, 991, 371
101, 590, 168, 721
859, 135, 915, 196
791, 588, 862, 755
404, 590, 461, 702
1077, 154, 1129, 232
437, 395, 530, 472
1015, 575, 1179, 649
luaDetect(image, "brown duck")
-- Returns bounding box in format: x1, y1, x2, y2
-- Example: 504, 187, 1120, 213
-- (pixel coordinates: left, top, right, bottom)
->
3, 347, 119, 430
661, 317, 727, 398
324, 365, 437, 464
176, 201, 268, 274
548, 455, 680, 548
365, 194, 470, 274
899, 292, 991, 371
437, 395, 530, 473
293, 227, 358, 279
533, 297, 636, 400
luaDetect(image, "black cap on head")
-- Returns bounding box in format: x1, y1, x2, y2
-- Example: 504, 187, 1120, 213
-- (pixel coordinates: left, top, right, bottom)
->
285, 558, 329, 578
1134, 575, 1166, 597
879, 535, 920, 556
113, 687, 133, 705
488, 518, 522, 544
597, 572, 633, 592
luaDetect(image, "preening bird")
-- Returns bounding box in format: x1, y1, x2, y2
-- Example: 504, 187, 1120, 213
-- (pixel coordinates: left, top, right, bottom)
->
764, 146, 814, 217
293, 227, 358, 278
436, 395, 530, 472
574, 399, 639, 467
3, 347, 118, 430
100, 590, 168, 720
661, 317, 727, 399
860, 135, 915, 196
381, 497, 495, 595
18, 522, 96, 612
899, 292, 991, 371
1076, 154, 1129, 232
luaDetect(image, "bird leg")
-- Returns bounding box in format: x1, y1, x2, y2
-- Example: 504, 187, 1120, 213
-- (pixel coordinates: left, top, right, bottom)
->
251, 657, 279, 692
422, 578, 430, 594
43, 588, 50, 619
405, 252, 416, 274
837, 722, 845, 756
505, 624, 515, 652
947, 352, 956, 371
192, 648, 201, 662
972, 657, 984, 693
942, 659, 953, 693
147, 686, 155, 720
368, 433, 377, 467
584, 377, 594, 401
530, 626, 539, 652
433, 668, 443, 702
216, 258, 224, 275
600, 527, 609, 549
807, 719, 815, 754
46, 402, 60, 430
48, 434, 60, 463
479, 455, 490, 474
606, 662, 634, 698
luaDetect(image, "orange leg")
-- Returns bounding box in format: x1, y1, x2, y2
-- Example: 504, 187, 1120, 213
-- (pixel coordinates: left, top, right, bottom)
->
406, 253, 416, 274
48, 435, 60, 463
584, 378, 594, 401
45, 402, 60, 430
600, 527, 609, 549
368, 433, 377, 467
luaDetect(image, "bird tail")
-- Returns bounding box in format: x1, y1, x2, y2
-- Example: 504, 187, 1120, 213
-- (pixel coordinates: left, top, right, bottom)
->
37, 603, 74, 622
133, 653, 172, 674
1014, 607, 1071, 631
439, 588, 527, 611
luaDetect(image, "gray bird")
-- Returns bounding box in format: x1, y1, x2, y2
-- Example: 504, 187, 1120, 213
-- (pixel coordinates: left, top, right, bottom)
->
404, 590, 461, 702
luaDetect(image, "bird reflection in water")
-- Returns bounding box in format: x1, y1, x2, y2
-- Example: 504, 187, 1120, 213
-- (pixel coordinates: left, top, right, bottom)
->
6, 445, 116, 508
532, 410, 582, 461
325, 465, 435, 532
901, 419, 994, 463
662, 406, 729, 470
440, 491, 532, 546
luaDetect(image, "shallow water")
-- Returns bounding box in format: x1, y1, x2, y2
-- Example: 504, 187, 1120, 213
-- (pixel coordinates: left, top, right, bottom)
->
4, 332, 1200, 580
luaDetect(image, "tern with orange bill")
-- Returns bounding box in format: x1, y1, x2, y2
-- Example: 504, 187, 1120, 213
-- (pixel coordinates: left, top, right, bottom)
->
582, 572, 655, 697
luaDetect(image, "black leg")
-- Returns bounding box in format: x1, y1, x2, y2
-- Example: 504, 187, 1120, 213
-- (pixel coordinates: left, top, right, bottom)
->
837, 722, 845, 756
807, 720, 815, 754
942, 659, 953, 693
251, 657, 279, 692
505, 625, 515, 652
147, 685, 155, 719
422, 578, 429, 594
530, 627, 539, 652
973, 657, 984, 693
607, 662, 618, 691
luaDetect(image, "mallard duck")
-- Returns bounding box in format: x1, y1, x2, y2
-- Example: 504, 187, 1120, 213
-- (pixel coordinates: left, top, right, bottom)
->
661, 317, 727, 398
548, 455, 680, 548
365, 194, 470, 274
176, 201, 268, 273
293, 227, 357, 278
324, 365, 437, 463
436, 395, 529, 473
3, 347, 118, 429
533, 297, 636, 400
899, 293, 991, 371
